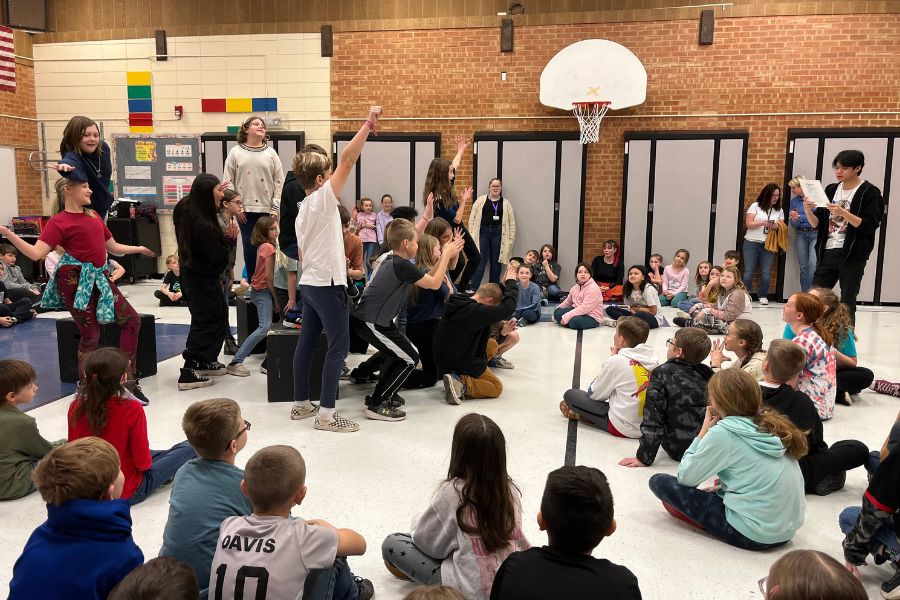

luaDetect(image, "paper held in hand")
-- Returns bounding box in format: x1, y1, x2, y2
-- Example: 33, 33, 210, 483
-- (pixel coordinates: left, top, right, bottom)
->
798, 178, 831, 208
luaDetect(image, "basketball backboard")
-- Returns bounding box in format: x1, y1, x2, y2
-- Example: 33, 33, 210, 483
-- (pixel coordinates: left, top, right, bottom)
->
540, 39, 647, 111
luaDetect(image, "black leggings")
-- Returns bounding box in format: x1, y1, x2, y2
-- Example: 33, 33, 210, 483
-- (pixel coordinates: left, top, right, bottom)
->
605, 305, 659, 329
800, 440, 868, 493
448, 225, 481, 292
403, 319, 439, 389
837, 366, 875, 396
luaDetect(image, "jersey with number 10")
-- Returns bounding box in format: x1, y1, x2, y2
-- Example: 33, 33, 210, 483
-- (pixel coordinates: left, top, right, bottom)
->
208, 514, 339, 600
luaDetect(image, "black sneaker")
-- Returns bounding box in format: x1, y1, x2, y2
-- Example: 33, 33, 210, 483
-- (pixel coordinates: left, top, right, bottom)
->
366, 401, 406, 422
339, 365, 352, 380
186, 360, 227, 376
178, 368, 214, 391
355, 577, 374, 600
223, 337, 239, 356
882, 568, 900, 599
260, 358, 267, 375
814, 471, 847, 496
364, 395, 379, 408
390, 393, 405, 406
672, 317, 691, 328
128, 381, 150, 406
349, 369, 378, 384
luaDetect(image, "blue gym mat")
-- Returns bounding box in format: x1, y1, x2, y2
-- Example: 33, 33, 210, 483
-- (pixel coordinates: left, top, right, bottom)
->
0, 318, 192, 412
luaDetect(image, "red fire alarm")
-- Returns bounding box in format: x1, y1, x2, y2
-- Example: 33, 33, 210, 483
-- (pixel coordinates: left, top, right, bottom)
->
174, 105, 184, 120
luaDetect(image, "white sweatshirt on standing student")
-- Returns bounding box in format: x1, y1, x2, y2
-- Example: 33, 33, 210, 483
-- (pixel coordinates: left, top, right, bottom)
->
586, 344, 659, 438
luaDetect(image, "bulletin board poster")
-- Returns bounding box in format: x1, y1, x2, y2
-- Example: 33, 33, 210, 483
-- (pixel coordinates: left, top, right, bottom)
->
112, 134, 202, 212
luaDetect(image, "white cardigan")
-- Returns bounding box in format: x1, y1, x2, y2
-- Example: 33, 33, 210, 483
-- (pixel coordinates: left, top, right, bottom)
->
467, 195, 517, 264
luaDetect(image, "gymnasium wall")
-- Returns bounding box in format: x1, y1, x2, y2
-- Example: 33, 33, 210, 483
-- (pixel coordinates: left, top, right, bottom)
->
0, 31, 41, 216
331, 13, 900, 262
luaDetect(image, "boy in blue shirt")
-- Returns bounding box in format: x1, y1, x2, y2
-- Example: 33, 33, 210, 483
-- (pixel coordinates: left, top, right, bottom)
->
9, 437, 144, 600
159, 399, 253, 599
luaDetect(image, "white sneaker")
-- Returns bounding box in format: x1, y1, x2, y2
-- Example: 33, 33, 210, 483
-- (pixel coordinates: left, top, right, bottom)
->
226, 362, 250, 377
314, 412, 360, 432
759, 297, 769, 305
443, 373, 466, 405
290, 403, 319, 420
602, 317, 617, 328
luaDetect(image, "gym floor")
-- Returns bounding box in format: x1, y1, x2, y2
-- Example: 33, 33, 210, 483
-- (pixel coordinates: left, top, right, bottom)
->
2, 281, 899, 598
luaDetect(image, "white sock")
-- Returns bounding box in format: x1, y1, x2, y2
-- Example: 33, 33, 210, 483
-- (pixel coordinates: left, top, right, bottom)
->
293, 400, 313, 410
319, 407, 335, 420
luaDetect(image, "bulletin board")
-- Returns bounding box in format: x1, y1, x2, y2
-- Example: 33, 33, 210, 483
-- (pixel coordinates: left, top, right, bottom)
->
112, 134, 202, 212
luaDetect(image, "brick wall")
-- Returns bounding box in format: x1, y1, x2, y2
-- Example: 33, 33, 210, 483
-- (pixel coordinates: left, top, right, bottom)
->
331, 14, 900, 262
0, 59, 42, 215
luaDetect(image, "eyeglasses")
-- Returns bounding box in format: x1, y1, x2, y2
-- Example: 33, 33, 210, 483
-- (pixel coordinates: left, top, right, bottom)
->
666, 339, 676, 347
226, 419, 251, 451
225, 199, 244, 205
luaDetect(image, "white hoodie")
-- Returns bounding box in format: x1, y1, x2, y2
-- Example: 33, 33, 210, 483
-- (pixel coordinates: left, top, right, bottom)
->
586, 343, 659, 438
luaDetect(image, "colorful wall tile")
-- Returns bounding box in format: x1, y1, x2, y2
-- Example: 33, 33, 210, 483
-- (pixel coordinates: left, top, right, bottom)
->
126, 71, 153, 133
202, 97, 278, 114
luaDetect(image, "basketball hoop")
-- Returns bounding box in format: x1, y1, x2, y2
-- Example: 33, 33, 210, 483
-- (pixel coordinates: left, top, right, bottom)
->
572, 101, 610, 144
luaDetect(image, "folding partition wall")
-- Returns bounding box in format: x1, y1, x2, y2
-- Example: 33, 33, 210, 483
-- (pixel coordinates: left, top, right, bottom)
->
473, 132, 586, 289
333, 133, 440, 211
781, 129, 897, 305
621, 132, 749, 276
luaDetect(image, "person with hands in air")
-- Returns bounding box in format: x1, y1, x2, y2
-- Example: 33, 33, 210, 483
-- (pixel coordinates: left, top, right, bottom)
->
436, 263, 520, 404
619, 327, 713, 468
648, 369, 807, 551
0, 176, 154, 402
52, 116, 114, 219
289, 106, 383, 433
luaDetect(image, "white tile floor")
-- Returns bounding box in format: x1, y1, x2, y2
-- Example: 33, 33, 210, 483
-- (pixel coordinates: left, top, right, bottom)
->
3, 281, 900, 598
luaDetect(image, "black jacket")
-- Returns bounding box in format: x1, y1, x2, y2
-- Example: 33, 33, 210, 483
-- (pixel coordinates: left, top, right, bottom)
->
278, 171, 305, 254
761, 384, 826, 454
434, 280, 518, 378
815, 181, 883, 263
636, 359, 713, 466
173, 199, 229, 276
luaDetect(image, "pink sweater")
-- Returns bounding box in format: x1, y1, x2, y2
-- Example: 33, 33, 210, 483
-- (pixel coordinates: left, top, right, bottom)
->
559, 279, 605, 324
356, 211, 377, 243
662, 265, 690, 295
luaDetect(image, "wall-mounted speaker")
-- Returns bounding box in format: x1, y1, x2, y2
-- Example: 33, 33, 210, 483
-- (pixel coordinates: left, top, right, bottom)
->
699, 10, 714, 45
3, 0, 50, 32
321, 25, 333, 58
500, 18, 514, 53
155, 30, 167, 61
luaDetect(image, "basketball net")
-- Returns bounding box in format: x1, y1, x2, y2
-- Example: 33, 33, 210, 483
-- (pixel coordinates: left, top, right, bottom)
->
572, 101, 610, 144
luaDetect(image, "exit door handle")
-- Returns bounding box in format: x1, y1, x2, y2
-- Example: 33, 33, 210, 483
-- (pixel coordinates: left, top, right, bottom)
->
554, 203, 560, 211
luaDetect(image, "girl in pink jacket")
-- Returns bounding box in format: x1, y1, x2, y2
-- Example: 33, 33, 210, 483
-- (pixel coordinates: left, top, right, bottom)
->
553, 263, 605, 329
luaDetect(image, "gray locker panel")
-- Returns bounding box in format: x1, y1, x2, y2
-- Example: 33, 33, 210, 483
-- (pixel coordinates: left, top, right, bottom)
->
652, 139, 714, 269
822, 138, 888, 302
360, 141, 411, 207
791, 138, 821, 181
205, 140, 225, 180
277, 140, 296, 178
881, 139, 900, 302
782, 138, 823, 297
415, 141, 437, 208
557, 140, 584, 289
335, 140, 356, 212
712, 138, 745, 265
500, 141, 558, 265
475, 140, 498, 199
623, 140, 651, 270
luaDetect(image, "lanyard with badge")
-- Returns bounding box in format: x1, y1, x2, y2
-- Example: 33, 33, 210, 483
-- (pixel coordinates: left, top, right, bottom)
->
490, 197, 502, 222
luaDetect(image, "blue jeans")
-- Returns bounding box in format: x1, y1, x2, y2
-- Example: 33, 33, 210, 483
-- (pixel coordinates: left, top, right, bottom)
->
362, 242, 378, 280
515, 307, 541, 323
742, 238, 776, 299
794, 228, 818, 292
234, 288, 273, 363
839, 506, 900, 556
303, 557, 359, 600
546, 284, 562, 301
128, 441, 196, 505
293, 285, 349, 409
648, 474, 788, 551
553, 306, 600, 330
471, 225, 502, 289
238, 213, 264, 282
677, 297, 701, 312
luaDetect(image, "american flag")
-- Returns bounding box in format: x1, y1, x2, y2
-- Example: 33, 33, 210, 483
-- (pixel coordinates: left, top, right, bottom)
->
0, 26, 15, 91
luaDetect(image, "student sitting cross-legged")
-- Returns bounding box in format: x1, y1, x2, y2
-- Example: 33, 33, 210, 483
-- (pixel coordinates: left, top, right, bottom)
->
619, 327, 713, 468
435, 264, 519, 404
514, 264, 541, 325
8, 437, 144, 600
208, 445, 373, 600
760, 340, 868, 496
560, 316, 658, 438
158, 399, 254, 600
649, 369, 807, 551
490, 466, 641, 600
553, 262, 604, 330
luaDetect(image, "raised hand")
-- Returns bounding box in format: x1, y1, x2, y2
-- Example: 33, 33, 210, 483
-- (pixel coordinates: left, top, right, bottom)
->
454, 134, 471, 153
444, 237, 465, 258
504, 263, 517, 281
368, 106, 382, 124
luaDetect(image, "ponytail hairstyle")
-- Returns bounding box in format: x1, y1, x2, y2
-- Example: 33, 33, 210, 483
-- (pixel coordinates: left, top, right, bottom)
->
811, 287, 854, 346
792, 292, 833, 346
53, 177, 96, 218
423, 158, 457, 211
708, 369, 808, 459
694, 260, 712, 289
72, 347, 130, 435
730, 319, 764, 367
409, 234, 440, 305
447, 413, 519, 553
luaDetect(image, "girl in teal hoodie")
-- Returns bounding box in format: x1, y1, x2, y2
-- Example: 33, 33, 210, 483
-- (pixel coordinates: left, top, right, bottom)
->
649, 368, 807, 550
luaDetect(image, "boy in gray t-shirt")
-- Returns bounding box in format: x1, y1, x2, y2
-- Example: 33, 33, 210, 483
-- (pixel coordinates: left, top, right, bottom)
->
350, 219, 463, 422
208, 446, 372, 600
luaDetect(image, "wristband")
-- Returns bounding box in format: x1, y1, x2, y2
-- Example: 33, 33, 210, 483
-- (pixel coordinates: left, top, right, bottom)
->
365, 120, 377, 136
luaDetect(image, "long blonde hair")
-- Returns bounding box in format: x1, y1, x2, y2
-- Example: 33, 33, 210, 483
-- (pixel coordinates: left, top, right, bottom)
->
812, 287, 854, 346
409, 234, 439, 306
708, 369, 808, 459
